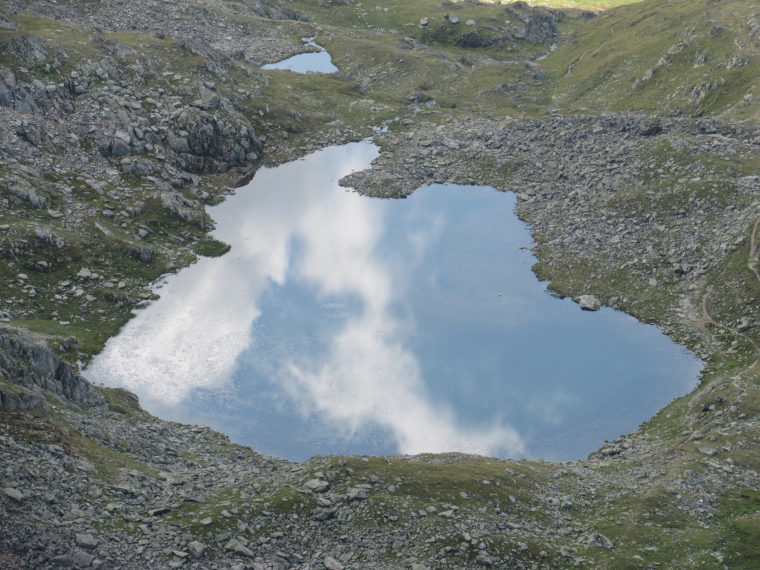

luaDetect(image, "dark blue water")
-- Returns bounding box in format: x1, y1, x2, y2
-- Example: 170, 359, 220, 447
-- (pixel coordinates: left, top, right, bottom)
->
86, 142, 701, 462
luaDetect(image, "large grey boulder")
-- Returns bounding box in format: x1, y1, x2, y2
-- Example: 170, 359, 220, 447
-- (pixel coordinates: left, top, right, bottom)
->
97, 134, 131, 158
75, 533, 98, 550
169, 107, 261, 173
578, 295, 601, 311
305, 479, 330, 493
0, 67, 15, 108
187, 541, 207, 558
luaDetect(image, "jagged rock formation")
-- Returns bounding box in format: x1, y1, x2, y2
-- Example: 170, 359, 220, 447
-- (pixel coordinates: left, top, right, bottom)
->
0, 331, 104, 409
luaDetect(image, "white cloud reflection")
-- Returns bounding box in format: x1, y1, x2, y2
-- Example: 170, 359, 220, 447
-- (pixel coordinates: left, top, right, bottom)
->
86, 142, 525, 457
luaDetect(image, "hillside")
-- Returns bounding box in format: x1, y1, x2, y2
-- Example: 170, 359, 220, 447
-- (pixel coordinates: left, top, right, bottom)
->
548, 0, 760, 119
1, 0, 760, 568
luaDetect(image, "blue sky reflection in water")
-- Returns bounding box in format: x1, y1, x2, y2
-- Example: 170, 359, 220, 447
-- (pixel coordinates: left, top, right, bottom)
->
261, 39, 338, 74
86, 142, 702, 462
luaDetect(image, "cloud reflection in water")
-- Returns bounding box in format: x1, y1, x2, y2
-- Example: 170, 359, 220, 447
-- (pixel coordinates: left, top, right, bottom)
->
87, 142, 526, 458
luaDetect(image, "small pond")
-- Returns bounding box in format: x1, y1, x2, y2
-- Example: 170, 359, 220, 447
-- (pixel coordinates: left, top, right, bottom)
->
86, 142, 701, 462
261, 38, 338, 74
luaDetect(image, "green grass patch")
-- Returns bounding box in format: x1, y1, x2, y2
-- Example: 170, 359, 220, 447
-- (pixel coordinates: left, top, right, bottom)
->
193, 236, 231, 257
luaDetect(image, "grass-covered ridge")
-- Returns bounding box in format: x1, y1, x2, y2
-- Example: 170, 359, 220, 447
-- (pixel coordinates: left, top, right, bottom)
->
547, 0, 760, 119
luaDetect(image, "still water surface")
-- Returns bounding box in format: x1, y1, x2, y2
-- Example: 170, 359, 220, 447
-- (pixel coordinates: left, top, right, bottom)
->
86, 142, 701, 461
261, 38, 338, 74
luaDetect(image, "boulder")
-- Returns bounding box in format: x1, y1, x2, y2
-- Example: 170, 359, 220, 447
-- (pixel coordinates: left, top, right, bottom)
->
128, 246, 154, 263
3, 487, 25, 502
586, 532, 614, 549
75, 533, 98, 550
224, 538, 254, 557
11, 35, 48, 62
305, 479, 330, 493
4, 176, 46, 209
578, 295, 601, 311
187, 541, 207, 558
168, 107, 261, 173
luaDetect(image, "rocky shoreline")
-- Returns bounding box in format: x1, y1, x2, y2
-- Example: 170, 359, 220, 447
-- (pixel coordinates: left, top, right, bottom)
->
342, 112, 760, 349
2, 328, 755, 570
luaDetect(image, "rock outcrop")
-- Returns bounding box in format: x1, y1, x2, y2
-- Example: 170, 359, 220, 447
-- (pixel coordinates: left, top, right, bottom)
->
0, 331, 105, 408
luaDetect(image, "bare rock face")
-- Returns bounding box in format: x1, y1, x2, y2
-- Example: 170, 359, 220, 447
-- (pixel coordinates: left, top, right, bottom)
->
503, 1, 563, 44
0, 331, 106, 408
453, 1, 565, 49
9, 35, 48, 63
237, 0, 312, 22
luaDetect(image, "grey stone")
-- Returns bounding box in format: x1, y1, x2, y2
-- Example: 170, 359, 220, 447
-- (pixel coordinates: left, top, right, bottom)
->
305, 478, 330, 493
76, 268, 93, 280
129, 247, 154, 263
49, 554, 74, 567
12, 35, 49, 62
187, 540, 207, 558
313, 508, 334, 521
699, 445, 718, 456
224, 537, 254, 557
586, 532, 614, 549
323, 556, 344, 570
71, 549, 96, 567
110, 138, 130, 157
6, 177, 46, 209
578, 295, 601, 311
3, 487, 25, 502
85, 179, 108, 194
346, 486, 369, 501
75, 533, 98, 549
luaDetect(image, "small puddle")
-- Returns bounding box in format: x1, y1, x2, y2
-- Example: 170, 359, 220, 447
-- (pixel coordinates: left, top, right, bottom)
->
86, 142, 701, 462
261, 37, 338, 74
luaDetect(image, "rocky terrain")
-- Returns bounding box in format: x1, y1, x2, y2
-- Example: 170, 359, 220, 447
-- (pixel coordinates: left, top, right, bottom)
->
4, 326, 758, 570
2, 0, 760, 568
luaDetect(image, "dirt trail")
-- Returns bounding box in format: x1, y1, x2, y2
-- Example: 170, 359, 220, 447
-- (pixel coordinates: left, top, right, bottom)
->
678, 216, 760, 441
